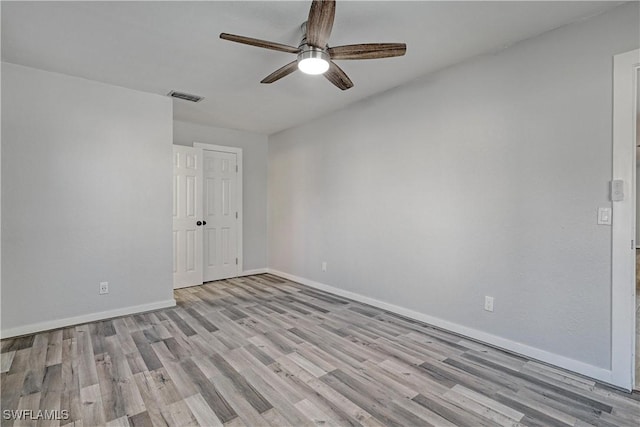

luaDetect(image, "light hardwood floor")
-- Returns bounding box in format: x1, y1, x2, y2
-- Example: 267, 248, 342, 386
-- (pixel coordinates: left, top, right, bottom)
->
1, 274, 639, 426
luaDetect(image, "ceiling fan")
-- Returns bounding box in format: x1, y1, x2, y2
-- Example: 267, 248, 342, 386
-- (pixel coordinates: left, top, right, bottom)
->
220, 0, 407, 90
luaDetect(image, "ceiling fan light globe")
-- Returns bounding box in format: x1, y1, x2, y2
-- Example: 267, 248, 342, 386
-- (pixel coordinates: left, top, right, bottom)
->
298, 57, 329, 75
297, 47, 330, 75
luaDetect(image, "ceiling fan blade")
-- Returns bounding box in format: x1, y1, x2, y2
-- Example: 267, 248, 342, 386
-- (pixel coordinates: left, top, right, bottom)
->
220, 33, 300, 54
324, 61, 353, 90
306, 0, 335, 48
328, 43, 407, 60
261, 61, 299, 84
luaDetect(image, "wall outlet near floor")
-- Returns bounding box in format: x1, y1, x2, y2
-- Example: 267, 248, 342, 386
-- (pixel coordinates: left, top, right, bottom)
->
484, 296, 494, 312
99, 281, 109, 295
321, 261, 327, 272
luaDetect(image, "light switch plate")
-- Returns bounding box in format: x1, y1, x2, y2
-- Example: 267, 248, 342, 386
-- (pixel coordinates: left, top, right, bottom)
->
611, 180, 624, 201
597, 207, 612, 225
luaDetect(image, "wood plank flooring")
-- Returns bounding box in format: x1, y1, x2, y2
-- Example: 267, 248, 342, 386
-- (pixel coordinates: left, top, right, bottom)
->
1, 274, 639, 426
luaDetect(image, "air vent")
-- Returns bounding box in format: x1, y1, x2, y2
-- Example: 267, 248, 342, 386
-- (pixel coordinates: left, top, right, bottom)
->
167, 90, 204, 103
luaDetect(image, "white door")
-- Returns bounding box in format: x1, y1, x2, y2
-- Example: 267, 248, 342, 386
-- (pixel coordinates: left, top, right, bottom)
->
172, 146, 203, 288
203, 150, 239, 281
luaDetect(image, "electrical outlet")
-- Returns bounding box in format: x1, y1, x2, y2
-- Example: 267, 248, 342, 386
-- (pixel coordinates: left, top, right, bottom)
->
484, 296, 494, 312
321, 261, 327, 272
99, 281, 109, 295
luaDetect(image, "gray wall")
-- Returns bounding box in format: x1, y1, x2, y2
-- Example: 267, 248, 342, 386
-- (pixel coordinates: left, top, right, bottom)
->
268, 3, 639, 369
173, 120, 268, 271
2, 63, 174, 333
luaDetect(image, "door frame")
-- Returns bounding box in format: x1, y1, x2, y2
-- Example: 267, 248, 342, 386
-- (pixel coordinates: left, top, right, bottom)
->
612, 48, 639, 390
194, 142, 243, 276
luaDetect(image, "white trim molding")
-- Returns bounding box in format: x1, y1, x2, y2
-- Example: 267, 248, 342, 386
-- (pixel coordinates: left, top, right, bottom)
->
268, 269, 616, 387
0, 299, 176, 339
611, 48, 640, 391
193, 142, 244, 276
238, 268, 268, 277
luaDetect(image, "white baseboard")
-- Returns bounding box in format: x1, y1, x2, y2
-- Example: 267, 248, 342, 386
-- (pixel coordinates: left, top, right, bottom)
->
238, 268, 268, 277
1, 299, 176, 339
267, 269, 616, 387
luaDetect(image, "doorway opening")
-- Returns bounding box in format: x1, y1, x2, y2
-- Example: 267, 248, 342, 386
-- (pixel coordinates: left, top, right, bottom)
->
611, 48, 639, 391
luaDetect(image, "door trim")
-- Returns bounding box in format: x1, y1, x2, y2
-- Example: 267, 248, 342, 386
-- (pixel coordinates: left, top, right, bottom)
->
611, 48, 639, 390
194, 142, 243, 277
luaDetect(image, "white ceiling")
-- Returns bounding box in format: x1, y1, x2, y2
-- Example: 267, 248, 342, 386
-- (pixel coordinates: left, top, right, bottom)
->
1, 1, 623, 135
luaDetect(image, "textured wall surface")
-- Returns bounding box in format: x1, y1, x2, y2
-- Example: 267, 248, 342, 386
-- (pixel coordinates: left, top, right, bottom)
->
268, 3, 639, 369
2, 63, 174, 332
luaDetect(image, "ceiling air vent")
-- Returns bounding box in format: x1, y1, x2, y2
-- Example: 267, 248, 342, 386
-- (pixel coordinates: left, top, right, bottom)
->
167, 90, 204, 103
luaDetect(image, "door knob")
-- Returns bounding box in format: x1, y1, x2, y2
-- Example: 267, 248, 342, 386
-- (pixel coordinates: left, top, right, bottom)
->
196, 221, 202, 226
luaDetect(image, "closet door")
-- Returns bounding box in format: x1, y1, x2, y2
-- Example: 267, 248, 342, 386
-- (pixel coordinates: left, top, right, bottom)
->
172, 146, 203, 288
203, 150, 239, 282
